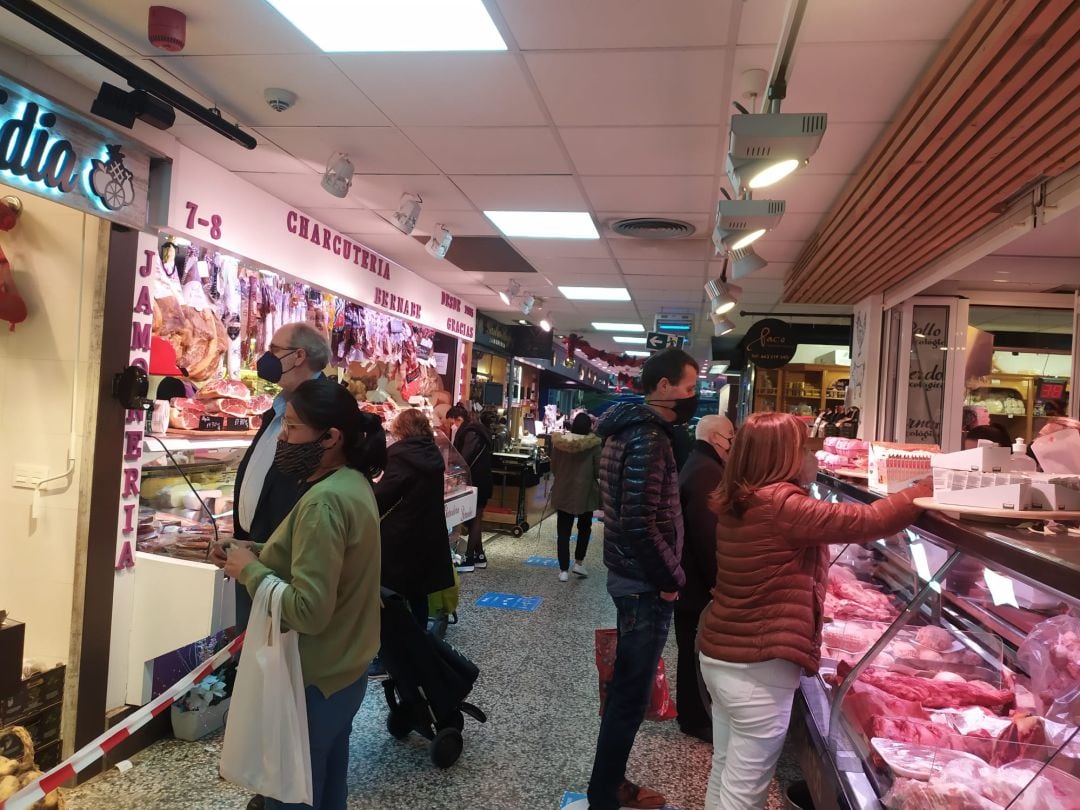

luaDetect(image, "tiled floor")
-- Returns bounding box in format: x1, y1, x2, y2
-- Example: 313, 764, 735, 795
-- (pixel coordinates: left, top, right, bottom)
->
63, 512, 802, 809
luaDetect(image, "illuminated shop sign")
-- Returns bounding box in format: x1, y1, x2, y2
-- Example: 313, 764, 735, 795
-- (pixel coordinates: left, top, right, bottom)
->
0, 74, 149, 228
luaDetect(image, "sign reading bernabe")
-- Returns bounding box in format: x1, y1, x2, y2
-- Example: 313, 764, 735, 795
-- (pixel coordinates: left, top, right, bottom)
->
745, 318, 797, 369
0, 72, 150, 229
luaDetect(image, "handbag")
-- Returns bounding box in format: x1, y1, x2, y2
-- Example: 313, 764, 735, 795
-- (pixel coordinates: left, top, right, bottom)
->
594, 628, 677, 722
220, 577, 313, 804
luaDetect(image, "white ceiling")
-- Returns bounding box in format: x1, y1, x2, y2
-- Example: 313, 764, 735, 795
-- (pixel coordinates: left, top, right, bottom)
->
0, 0, 976, 364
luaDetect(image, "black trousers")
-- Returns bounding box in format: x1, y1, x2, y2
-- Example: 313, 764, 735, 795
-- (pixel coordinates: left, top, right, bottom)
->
673, 605, 711, 732
556, 510, 592, 571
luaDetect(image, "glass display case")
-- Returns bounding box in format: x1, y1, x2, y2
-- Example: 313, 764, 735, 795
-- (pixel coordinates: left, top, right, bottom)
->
796, 473, 1080, 810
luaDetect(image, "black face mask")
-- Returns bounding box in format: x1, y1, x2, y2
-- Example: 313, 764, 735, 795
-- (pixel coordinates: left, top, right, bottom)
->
257, 349, 297, 384
669, 394, 699, 425
274, 435, 326, 481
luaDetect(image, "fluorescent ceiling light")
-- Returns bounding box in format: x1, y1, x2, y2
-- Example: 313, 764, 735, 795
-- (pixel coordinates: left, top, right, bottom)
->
613, 336, 647, 345
624, 350, 651, 358
486, 211, 600, 239
710, 362, 729, 374
263, 0, 507, 52
592, 322, 644, 332
559, 286, 631, 301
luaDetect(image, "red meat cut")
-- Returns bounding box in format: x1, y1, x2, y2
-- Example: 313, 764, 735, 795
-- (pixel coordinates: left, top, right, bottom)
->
169, 397, 205, 413
248, 393, 274, 414
872, 716, 956, 748
202, 398, 250, 417
197, 378, 250, 401
834, 663, 1014, 712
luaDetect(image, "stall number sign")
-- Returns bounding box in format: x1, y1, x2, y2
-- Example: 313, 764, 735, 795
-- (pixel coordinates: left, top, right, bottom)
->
475, 592, 543, 612
0, 74, 149, 228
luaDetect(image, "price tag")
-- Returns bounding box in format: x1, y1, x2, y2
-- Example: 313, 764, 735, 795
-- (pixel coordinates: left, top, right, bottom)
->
983, 569, 1019, 608
909, 541, 933, 581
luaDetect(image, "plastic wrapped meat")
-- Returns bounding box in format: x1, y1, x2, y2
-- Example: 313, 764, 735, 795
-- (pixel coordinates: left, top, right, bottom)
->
1017, 615, 1080, 724
917, 626, 958, 652
833, 663, 1014, 712
883, 777, 1000, 809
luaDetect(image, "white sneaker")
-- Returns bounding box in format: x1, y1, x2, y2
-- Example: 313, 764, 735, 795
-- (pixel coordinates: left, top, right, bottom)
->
572, 562, 588, 578
558, 570, 569, 582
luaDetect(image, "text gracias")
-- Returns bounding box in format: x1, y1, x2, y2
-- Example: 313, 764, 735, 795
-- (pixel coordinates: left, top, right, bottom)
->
286, 210, 474, 339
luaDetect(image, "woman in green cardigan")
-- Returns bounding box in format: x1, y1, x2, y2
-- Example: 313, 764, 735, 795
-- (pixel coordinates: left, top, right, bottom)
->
220, 378, 386, 810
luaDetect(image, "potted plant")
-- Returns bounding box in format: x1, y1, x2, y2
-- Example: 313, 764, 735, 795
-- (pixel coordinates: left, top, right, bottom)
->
170, 674, 230, 741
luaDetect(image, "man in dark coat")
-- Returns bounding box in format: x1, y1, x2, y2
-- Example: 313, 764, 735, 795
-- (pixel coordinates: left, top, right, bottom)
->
447, 405, 493, 570
675, 414, 734, 742
587, 349, 699, 810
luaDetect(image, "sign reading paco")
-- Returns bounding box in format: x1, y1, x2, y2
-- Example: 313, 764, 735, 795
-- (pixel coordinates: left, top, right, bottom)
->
0, 73, 149, 229
745, 318, 798, 369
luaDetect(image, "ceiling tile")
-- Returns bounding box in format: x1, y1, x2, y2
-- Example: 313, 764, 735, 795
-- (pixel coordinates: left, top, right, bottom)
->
785, 41, 945, 124
766, 212, 826, 244
544, 274, 631, 288
345, 175, 475, 211
610, 238, 711, 261
236, 172, 365, 209
581, 176, 716, 213
452, 175, 588, 211
524, 50, 729, 126
771, 173, 850, 214
56, 0, 319, 56
343, 213, 414, 237
528, 257, 622, 275
403, 127, 569, 175
302, 208, 391, 235
737, 0, 787, 46
256, 127, 439, 175
754, 240, 807, 263
798, 0, 972, 44
625, 271, 707, 290
169, 125, 312, 174
508, 238, 611, 259
154, 54, 389, 127
496, 0, 735, 49
621, 258, 707, 278
561, 127, 721, 176
333, 53, 546, 126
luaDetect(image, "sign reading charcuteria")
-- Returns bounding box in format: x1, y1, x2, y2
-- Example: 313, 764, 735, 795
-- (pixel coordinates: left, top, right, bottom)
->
0, 71, 150, 228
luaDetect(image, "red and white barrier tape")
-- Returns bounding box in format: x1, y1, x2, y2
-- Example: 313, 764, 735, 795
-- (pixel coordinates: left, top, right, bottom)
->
0, 633, 245, 810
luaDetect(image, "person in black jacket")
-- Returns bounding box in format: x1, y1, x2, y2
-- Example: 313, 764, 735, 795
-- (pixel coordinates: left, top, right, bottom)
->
447, 405, 493, 570
374, 408, 454, 627
675, 414, 734, 742
588, 349, 699, 810
233, 323, 330, 632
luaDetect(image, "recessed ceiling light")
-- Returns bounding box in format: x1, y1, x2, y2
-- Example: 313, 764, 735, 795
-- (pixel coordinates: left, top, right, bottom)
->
624, 350, 651, 358
613, 336, 647, 345
559, 286, 631, 301
485, 211, 599, 239
592, 322, 644, 332
263, 0, 507, 52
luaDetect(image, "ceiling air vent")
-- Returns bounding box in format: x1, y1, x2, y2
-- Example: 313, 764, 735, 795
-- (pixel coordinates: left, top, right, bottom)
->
609, 217, 696, 240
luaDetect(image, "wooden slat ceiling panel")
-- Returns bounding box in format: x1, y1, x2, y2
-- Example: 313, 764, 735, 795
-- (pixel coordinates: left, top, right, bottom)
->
784, 0, 1080, 304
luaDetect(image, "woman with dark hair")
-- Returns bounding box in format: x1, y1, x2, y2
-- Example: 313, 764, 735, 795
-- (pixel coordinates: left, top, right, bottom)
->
446, 404, 493, 571
218, 378, 386, 810
963, 422, 1012, 449
549, 411, 601, 582
696, 412, 931, 810
374, 408, 454, 627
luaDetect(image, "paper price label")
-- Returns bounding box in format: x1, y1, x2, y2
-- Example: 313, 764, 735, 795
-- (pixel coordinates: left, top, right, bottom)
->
909, 541, 933, 581
983, 569, 1019, 608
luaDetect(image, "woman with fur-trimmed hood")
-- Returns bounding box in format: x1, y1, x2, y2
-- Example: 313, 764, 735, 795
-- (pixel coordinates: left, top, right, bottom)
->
549, 412, 602, 581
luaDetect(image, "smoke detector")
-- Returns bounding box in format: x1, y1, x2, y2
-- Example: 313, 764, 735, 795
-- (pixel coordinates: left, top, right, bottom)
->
148, 6, 186, 52
609, 217, 696, 240
264, 88, 298, 113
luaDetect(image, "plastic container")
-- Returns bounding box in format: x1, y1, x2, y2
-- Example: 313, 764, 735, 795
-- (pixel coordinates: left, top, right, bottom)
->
1009, 439, 1037, 471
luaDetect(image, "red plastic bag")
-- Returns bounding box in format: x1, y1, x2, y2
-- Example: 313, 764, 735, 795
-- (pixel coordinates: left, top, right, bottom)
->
594, 628, 678, 722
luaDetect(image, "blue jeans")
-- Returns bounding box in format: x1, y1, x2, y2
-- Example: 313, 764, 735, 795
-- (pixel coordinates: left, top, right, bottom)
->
588, 591, 674, 810
265, 676, 368, 810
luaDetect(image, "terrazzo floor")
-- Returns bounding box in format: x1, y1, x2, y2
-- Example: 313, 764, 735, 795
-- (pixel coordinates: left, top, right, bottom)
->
62, 511, 803, 810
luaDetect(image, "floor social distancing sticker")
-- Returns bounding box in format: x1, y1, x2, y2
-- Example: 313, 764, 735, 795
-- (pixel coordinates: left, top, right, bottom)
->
476, 592, 543, 612
525, 556, 561, 568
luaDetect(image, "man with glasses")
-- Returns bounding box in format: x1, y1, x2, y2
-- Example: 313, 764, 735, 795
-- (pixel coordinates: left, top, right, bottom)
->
675, 414, 735, 742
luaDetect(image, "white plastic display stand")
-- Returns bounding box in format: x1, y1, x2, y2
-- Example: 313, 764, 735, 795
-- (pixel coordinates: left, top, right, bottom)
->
445, 486, 478, 527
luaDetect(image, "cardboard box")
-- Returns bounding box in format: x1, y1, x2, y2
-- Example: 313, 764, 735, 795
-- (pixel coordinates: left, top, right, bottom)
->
0, 620, 24, 699
931, 445, 1012, 473
1028, 477, 1080, 511
868, 442, 938, 494
0, 701, 62, 756
0, 664, 65, 725
934, 482, 1032, 510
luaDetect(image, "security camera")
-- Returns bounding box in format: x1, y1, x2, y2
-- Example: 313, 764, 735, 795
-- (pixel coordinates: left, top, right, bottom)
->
425, 224, 452, 259
264, 87, 298, 113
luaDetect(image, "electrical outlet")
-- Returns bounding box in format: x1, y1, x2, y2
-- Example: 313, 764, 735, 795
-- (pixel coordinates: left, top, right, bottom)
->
12, 464, 49, 490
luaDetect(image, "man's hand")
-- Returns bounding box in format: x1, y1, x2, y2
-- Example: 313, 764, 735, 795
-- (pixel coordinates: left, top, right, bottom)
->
660, 590, 679, 602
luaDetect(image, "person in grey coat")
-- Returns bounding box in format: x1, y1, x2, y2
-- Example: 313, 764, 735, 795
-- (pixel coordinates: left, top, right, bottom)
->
549, 412, 601, 581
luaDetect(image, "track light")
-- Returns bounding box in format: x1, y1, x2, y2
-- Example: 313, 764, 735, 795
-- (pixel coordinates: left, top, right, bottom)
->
520, 293, 536, 315
321, 152, 354, 198
725, 113, 827, 194
391, 193, 422, 235
499, 279, 521, 306
539, 317, 552, 332
730, 245, 768, 279
91, 82, 175, 130
425, 224, 453, 259
712, 199, 785, 254
704, 278, 742, 316
711, 313, 736, 336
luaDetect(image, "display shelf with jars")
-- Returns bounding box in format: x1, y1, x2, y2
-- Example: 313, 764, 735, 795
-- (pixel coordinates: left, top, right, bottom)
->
751, 364, 850, 417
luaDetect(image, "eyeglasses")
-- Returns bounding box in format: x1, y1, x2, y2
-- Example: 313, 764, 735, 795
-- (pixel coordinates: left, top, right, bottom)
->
280, 417, 309, 436
269, 343, 299, 356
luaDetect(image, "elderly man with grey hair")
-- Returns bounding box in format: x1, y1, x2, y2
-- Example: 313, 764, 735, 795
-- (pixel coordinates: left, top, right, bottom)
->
675, 413, 735, 741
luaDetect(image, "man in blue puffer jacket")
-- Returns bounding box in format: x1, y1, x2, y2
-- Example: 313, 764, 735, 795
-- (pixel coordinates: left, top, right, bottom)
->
587, 349, 700, 810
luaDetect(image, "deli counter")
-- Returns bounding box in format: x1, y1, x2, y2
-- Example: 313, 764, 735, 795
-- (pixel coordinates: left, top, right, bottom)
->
798, 472, 1080, 810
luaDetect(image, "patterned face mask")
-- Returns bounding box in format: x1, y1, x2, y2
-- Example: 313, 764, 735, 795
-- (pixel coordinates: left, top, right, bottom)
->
274, 434, 327, 480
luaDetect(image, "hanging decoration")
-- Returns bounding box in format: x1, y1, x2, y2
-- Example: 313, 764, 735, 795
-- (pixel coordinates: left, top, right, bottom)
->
564, 334, 645, 392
